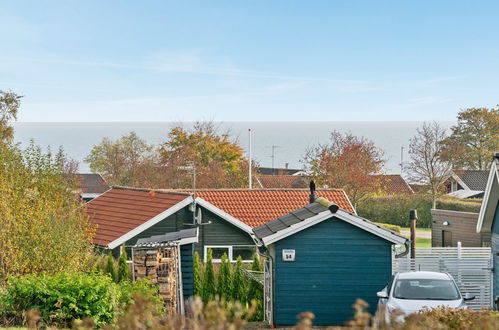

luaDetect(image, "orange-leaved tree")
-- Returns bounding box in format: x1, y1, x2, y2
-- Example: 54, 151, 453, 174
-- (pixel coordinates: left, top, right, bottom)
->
303, 131, 385, 208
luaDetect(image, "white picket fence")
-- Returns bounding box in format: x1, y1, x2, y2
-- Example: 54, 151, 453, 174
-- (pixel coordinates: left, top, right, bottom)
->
392, 246, 493, 310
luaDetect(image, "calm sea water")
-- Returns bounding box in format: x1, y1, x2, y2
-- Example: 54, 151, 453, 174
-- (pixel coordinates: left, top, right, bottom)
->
12, 121, 452, 174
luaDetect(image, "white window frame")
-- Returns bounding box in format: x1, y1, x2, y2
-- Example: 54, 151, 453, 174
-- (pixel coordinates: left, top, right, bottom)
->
204, 245, 232, 263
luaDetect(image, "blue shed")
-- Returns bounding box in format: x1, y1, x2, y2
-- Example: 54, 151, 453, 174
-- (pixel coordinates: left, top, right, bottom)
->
253, 199, 408, 326
476, 153, 499, 309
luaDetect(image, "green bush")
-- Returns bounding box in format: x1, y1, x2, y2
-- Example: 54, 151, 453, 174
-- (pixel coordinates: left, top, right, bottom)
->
193, 251, 203, 296
247, 254, 263, 321
357, 194, 482, 228
106, 253, 118, 282
202, 249, 216, 303
0, 272, 162, 328
117, 245, 129, 283
232, 256, 246, 303
0, 273, 118, 327
217, 253, 233, 301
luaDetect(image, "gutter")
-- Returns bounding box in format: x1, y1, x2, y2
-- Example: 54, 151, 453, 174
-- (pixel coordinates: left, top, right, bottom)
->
394, 240, 411, 258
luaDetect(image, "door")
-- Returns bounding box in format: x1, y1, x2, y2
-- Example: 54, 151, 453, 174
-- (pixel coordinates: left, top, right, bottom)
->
442, 230, 453, 247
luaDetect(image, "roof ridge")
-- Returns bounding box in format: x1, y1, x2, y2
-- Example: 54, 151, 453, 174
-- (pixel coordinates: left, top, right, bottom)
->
111, 186, 191, 196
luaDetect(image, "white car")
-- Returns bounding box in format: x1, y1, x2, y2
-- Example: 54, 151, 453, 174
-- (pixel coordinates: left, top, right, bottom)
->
377, 271, 475, 323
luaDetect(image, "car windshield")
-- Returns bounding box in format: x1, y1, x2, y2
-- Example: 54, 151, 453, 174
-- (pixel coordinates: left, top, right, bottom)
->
393, 278, 460, 300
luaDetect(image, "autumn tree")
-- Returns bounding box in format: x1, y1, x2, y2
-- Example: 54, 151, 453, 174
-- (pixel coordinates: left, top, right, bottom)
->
84, 131, 158, 186
0, 142, 94, 281
0, 90, 22, 143
407, 122, 453, 208
441, 107, 499, 170
303, 131, 385, 207
158, 122, 252, 189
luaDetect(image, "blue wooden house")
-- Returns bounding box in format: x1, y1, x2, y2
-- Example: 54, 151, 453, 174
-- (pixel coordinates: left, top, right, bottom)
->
253, 198, 408, 326
476, 153, 499, 309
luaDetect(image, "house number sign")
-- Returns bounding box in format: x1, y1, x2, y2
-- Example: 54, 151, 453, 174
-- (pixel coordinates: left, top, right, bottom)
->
282, 249, 295, 262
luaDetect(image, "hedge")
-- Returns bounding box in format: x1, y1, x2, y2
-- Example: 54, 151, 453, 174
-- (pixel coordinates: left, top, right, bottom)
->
357, 194, 482, 228
0, 272, 162, 328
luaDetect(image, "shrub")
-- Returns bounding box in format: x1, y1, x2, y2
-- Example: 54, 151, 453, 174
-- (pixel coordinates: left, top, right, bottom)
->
116, 279, 164, 316
117, 245, 129, 283
106, 253, 117, 282
193, 251, 203, 296
232, 256, 246, 303
202, 249, 216, 303
357, 194, 481, 228
247, 253, 263, 321
0, 273, 118, 327
217, 253, 232, 301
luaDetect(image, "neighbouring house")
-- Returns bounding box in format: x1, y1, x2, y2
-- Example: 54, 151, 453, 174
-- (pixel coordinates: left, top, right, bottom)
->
253, 198, 407, 326
86, 186, 355, 263
76, 173, 109, 201
257, 166, 306, 176
476, 153, 499, 308
372, 174, 414, 195
256, 175, 309, 188
446, 169, 489, 199
431, 209, 490, 247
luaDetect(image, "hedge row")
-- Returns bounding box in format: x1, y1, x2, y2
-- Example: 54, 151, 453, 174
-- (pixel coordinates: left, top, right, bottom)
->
357, 194, 482, 228
0, 272, 162, 328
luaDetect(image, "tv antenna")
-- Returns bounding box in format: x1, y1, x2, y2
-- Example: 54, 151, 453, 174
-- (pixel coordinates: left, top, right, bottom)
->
266, 145, 281, 174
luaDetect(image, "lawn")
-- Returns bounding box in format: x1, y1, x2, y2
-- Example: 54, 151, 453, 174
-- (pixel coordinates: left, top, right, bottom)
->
414, 237, 431, 247
400, 227, 432, 247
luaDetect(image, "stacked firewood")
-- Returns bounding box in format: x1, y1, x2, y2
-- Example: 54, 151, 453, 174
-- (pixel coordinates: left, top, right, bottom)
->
134, 247, 179, 313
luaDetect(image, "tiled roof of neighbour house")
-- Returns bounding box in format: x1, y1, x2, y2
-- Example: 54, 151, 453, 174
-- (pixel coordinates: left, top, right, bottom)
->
452, 169, 490, 191
372, 174, 414, 195
86, 187, 192, 248
257, 167, 305, 175
253, 200, 407, 245
76, 173, 109, 194
188, 189, 356, 228
256, 175, 309, 188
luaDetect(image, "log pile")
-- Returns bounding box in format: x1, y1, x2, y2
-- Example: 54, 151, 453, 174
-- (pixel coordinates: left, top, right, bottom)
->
134, 246, 179, 313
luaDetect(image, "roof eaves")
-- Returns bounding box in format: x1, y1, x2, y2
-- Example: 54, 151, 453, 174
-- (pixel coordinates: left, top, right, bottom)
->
476, 160, 499, 233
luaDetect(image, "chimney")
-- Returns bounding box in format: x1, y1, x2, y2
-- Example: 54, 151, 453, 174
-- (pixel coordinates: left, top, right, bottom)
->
285, 163, 289, 169
309, 180, 316, 204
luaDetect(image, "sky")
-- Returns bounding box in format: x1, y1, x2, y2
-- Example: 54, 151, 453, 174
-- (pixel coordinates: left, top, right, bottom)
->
1, 0, 499, 122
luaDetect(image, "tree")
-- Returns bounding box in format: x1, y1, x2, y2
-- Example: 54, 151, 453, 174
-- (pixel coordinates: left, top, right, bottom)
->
0, 142, 94, 281
232, 256, 246, 303
193, 252, 203, 297
0, 90, 22, 143
106, 253, 117, 282
117, 244, 129, 282
84, 131, 157, 186
202, 249, 216, 302
247, 253, 263, 321
217, 253, 233, 301
303, 131, 385, 207
158, 122, 251, 189
441, 107, 499, 170
407, 122, 453, 208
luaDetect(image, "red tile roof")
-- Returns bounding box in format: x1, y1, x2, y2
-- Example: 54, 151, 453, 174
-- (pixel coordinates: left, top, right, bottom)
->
192, 189, 355, 228
86, 187, 190, 247
372, 175, 414, 195
256, 175, 309, 188
76, 173, 109, 194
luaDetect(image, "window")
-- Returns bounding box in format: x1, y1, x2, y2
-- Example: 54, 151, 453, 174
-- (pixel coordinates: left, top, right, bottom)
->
204, 245, 256, 263
233, 246, 256, 262
204, 246, 232, 262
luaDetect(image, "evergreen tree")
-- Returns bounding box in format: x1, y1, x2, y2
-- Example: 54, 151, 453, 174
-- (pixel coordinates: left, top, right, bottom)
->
217, 253, 233, 301
232, 256, 246, 303
202, 249, 216, 302
117, 244, 129, 282
193, 251, 203, 297
106, 253, 117, 282
248, 253, 264, 321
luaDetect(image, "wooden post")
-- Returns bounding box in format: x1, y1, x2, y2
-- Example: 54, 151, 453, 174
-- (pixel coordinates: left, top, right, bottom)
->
410, 210, 418, 259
